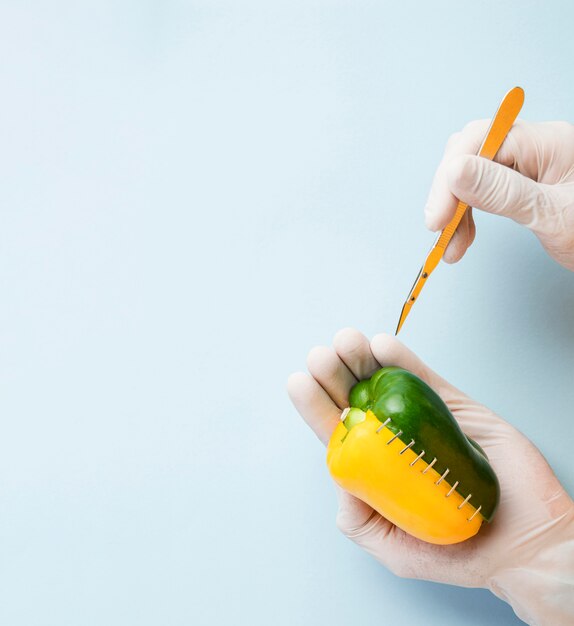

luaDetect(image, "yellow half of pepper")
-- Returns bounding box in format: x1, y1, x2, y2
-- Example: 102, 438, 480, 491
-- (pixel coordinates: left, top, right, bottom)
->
327, 410, 483, 545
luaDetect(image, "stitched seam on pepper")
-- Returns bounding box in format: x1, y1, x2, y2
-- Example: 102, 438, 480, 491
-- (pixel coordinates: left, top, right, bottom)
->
373, 417, 481, 521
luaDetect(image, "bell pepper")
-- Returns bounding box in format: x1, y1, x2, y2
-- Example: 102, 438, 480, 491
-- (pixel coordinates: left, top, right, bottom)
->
327, 367, 500, 545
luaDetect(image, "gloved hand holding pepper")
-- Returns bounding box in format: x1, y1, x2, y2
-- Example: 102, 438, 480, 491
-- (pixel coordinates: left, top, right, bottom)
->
287, 328, 574, 626
425, 120, 574, 271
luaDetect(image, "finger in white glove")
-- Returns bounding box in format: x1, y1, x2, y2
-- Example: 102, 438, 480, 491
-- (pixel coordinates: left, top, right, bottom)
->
425, 120, 574, 271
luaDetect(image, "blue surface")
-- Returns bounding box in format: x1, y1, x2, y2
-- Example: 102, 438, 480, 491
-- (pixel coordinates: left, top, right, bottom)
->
0, 2, 573, 625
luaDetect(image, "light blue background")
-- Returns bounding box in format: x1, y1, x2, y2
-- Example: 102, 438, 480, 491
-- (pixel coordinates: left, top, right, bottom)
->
0, 2, 573, 625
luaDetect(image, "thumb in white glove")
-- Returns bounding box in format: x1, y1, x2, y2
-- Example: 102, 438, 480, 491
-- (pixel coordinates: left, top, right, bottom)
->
425, 120, 574, 271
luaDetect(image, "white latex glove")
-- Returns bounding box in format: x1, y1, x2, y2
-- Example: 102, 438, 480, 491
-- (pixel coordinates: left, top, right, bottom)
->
424, 120, 574, 271
288, 328, 574, 626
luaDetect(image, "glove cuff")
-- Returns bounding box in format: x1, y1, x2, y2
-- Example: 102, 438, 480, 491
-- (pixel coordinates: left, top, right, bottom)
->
488, 519, 574, 625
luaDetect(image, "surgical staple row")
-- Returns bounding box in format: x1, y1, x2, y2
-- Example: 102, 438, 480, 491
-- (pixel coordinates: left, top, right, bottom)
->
340, 410, 482, 522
